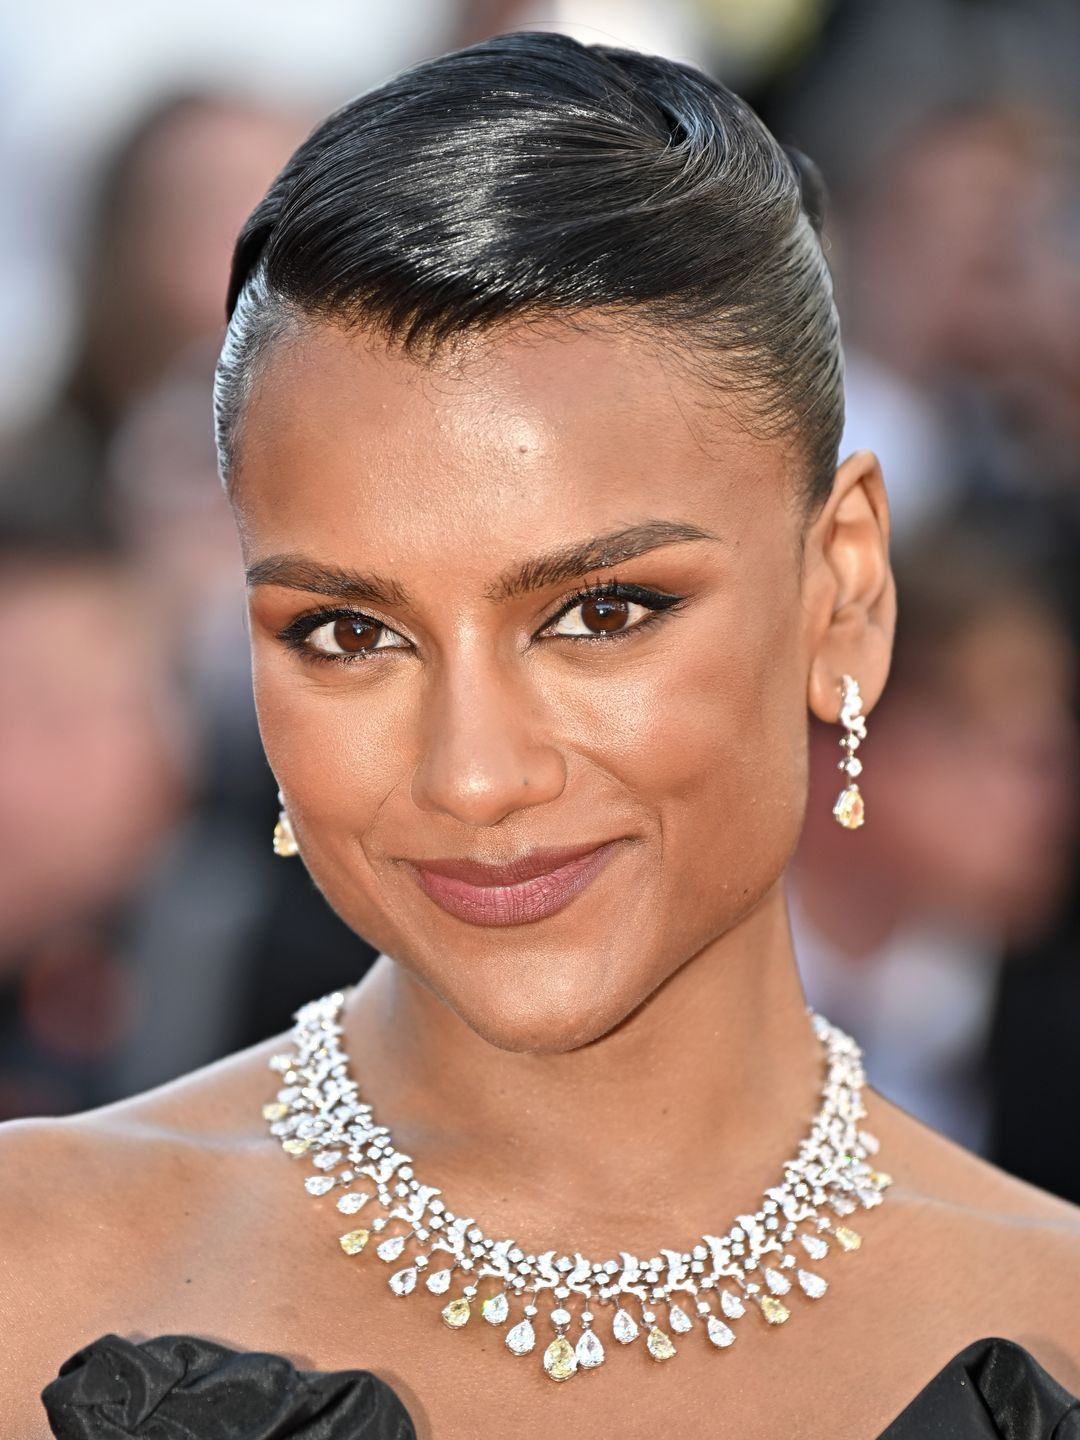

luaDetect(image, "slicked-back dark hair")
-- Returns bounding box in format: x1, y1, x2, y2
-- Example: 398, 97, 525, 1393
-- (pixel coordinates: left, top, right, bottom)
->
214, 31, 843, 507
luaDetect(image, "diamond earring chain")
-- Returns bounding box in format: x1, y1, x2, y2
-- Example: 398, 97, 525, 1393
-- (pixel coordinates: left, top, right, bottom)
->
833, 674, 867, 830
264, 991, 891, 1383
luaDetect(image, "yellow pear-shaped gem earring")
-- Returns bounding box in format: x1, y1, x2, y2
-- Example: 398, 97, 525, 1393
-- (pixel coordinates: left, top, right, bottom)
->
273, 789, 299, 857
833, 674, 867, 829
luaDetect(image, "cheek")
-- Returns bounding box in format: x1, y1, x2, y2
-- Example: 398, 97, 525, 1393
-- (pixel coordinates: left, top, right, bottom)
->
251, 648, 412, 861
634, 584, 810, 923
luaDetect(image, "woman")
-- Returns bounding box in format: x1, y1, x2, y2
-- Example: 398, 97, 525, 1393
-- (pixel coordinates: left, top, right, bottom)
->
4, 32, 1078, 1440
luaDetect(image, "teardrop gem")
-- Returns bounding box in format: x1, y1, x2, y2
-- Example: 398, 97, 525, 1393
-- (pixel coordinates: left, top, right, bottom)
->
337, 1192, 369, 1215
425, 1268, 452, 1294
304, 1175, 335, 1197
707, 1316, 735, 1348
798, 1268, 828, 1299
612, 1308, 639, 1344
338, 1228, 369, 1255
506, 1318, 536, 1355
576, 1328, 605, 1368
543, 1335, 578, 1382
388, 1266, 417, 1296
834, 1226, 862, 1251
833, 784, 865, 829
720, 1289, 745, 1319
441, 1296, 471, 1328
481, 1292, 509, 1325
282, 1137, 309, 1155
835, 778, 864, 814
800, 1233, 828, 1260
376, 1234, 406, 1263
668, 1305, 692, 1334
646, 1325, 676, 1361
764, 1267, 791, 1295
760, 1296, 790, 1325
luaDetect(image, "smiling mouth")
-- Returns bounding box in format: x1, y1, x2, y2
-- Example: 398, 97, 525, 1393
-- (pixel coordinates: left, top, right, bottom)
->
403, 839, 626, 927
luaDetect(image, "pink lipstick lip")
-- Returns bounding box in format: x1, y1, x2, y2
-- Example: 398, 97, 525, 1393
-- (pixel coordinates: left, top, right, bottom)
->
405, 839, 625, 927
407, 840, 617, 888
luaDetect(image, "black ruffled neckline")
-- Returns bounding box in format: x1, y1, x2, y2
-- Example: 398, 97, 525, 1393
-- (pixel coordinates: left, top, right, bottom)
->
40, 1332, 1080, 1438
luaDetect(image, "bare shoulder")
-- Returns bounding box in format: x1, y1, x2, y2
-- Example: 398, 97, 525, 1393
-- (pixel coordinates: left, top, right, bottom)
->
869, 1089, 1080, 1386
0, 1033, 288, 1433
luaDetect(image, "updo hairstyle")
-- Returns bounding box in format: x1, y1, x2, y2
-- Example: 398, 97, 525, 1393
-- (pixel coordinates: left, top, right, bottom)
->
214, 31, 842, 510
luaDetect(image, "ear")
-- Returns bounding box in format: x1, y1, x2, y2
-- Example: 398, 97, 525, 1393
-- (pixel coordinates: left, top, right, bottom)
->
803, 449, 896, 722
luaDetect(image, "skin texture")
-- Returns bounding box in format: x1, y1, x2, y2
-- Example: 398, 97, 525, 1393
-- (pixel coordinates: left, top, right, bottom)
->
2, 319, 1079, 1439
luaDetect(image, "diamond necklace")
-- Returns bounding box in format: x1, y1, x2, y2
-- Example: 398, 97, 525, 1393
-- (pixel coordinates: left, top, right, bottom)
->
264, 990, 891, 1383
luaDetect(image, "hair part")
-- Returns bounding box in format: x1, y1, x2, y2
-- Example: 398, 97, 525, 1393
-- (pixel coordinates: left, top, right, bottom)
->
214, 32, 844, 508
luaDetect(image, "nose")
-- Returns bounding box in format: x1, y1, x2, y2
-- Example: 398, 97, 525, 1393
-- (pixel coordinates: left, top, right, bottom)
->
410, 653, 567, 827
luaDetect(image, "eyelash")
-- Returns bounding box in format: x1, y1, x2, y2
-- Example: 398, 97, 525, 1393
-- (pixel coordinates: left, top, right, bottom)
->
275, 579, 688, 666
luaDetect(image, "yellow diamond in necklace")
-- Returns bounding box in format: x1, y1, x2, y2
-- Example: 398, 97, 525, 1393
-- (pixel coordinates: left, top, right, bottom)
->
646, 1325, 677, 1361
543, 1335, 577, 1381
759, 1296, 791, 1325
441, 1297, 471, 1328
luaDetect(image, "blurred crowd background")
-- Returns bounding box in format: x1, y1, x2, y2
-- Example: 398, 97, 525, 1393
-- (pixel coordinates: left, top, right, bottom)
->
2, 0, 1079, 1201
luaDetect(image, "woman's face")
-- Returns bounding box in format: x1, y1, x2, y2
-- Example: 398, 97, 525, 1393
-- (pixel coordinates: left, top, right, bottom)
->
237, 319, 823, 1052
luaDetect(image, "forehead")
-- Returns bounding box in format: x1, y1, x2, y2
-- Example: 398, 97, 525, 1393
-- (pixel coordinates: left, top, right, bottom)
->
235, 318, 794, 564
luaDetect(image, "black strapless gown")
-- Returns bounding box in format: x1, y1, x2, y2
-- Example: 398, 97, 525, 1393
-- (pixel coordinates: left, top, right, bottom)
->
40, 1332, 1080, 1438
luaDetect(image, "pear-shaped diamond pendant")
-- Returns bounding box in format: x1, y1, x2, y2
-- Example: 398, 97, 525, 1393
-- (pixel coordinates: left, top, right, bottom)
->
506, 1318, 536, 1355
482, 1292, 509, 1325
377, 1234, 406, 1263
442, 1296, 471, 1328
798, 1269, 828, 1299
707, 1316, 735, 1348
543, 1336, 577, 1382
388, 1266, 417, 1296
576, 1328, 605, 1368
646, 1326, 676, 1361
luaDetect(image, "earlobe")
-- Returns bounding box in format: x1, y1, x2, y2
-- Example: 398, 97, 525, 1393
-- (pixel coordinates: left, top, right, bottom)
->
805, 449, 896, 723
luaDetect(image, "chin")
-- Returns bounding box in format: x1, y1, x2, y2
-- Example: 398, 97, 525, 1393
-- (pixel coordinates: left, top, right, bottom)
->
440, 962, 648, 1056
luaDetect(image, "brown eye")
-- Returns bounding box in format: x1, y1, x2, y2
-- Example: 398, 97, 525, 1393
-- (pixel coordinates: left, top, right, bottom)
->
580, 596, 630, 633
550, 593, 650, 639
303, 614, 409, 658
333, 617, 381, 652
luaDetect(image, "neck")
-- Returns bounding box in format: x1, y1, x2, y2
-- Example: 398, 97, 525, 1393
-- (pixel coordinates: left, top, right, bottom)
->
342, 885, 827, 1252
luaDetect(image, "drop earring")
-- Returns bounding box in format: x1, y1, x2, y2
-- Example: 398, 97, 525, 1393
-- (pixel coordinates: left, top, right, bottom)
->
833, 674, 867, 829
273, 789, 299, 857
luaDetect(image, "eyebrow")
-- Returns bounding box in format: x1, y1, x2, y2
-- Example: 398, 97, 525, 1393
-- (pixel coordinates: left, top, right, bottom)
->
245, 519, 719, 608
488, 520, 719, 601
245, 555, 410, 609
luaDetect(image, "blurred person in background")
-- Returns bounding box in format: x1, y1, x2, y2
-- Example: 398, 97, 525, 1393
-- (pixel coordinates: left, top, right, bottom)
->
836, 102, 1080, 544
791, 528, 1079, 1159
0, 90, 378, 1115
0, 92, 309, 543
0, 536, 186, 1118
